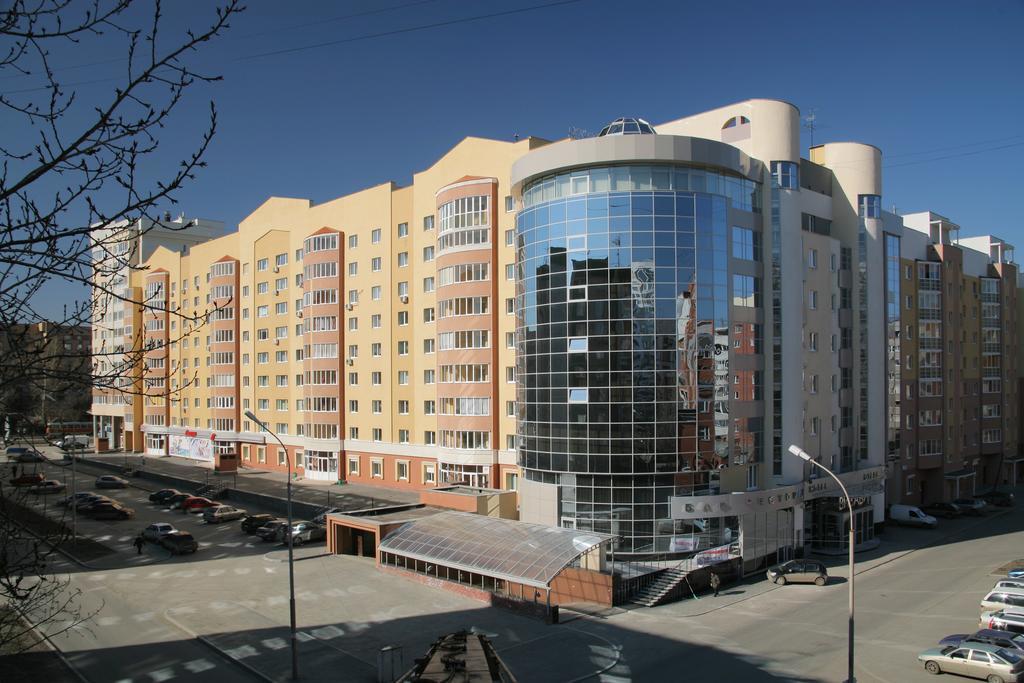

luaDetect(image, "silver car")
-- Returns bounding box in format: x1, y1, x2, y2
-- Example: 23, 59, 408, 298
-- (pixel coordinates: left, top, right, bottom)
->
278, 521, 326, 546
918, 642, 1024, 682
141, 522, 177, 542
203, 505, 247, 523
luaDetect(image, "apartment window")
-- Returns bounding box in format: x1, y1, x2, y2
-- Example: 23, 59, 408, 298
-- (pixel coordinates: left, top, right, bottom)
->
349, 400, 358, 413
372, 314, 382, 328
372, 429, 383, 443
371, 458, 383, 477
808, 332, 818, 352
808, 290, 818, 310
506, 400, 515, 417
275, 253, 287, 267
398, 370, 409, 385
423, 246, 434, 262
257, 305, 269, 318
770, 160, 798, 189
809, 375, 819, 394
257, 258, 269, 271
424, 368, 435, 384
398, 341, 409, 355
348, 262, 358, 276
858, 194, 882, 219
257, 447, 266, 463
505, 298, 515, 314
398, 400, 409, 414
372, 400, 382, 414
348, 457, 359, 475
371, 342, 382, 357
348, 234, 358, 249
423, 276, 435, 292
349, 372, 358, 385
423, 462, 436, 484
275, 302, 287, 315
397, 252, 408, 267
505, 195, 514, 212
505, 229, 514, 246
372, 372, 382, 386
371, 285, 381, 300
423, 215, 434, 231
808, 248, 818, 269
424, 431, 436, 446
506, 366, 515, 383
371, 228, 381, 244
397, 311, 408, 326
397, 222, 408, 238
424, 400, 436, 415
905, 295, 913, 310
506, 332, 515, 348
371, 256, 382, 272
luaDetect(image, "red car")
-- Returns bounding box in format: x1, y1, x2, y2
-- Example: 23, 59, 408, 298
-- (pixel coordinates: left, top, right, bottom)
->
10, 472, 45, 487
180, 496, 217, 513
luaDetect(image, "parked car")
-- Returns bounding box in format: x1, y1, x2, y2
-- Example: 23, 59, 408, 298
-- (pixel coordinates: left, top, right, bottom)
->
982, 589, 1024, 613
95, 475, 129, 489
28, 479, 65, 494
313, 507, 343, 525
279, 521, 326, 546
241, 514, 278, 534
978, 490, 1015, 508
59, 491, 95, 508
889, 504, 938, 528
149, 488, 182, 504
982, 610, 1024, 635
940, 630, 1024, 654
12, 450, 45, 463
141, 522, 177, 542
165, 493, 191, 509
954, 498, 988, 516
918, 642, 1024, 681
203, 505, 247, 523
994, 582, 1024, 593
255, 520, 289, 542
921, 502, 963, 519
58, 435, 90, 451
766, 560, 828, 586
86, 502, 134, 520
9, 472, 44, 487
160, 531, 198, 555
180, 497, 217, 514
1009, 570, 1024, 580
75, 494, 112, 511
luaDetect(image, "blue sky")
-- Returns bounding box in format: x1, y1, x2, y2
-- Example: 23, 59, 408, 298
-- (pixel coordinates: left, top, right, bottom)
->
8, 0, 1024, 317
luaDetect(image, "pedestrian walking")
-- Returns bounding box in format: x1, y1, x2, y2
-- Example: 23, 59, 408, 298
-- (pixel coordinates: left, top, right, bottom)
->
133, 535, 145, 555
709, 572, 721, 597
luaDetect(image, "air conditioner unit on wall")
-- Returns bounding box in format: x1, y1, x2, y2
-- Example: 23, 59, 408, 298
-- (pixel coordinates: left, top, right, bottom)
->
346, 358, 354, 366
345, 303, 354, 311
399, 295, 408, 304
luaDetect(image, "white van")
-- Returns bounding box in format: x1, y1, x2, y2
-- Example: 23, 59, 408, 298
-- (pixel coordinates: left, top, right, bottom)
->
889, 505, 937, 528
58, 434, 90, 451
981, 588, 1024, 612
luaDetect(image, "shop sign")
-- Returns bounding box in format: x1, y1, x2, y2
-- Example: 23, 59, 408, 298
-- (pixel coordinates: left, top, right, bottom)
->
694, 544, 733, 567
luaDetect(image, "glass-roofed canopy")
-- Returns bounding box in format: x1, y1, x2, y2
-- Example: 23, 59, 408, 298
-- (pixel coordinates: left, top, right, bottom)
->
597, 117, 656, 136
378, 511, 615, 589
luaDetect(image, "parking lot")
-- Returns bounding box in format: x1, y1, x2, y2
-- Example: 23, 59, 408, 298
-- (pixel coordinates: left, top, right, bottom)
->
2, 448, 321, 565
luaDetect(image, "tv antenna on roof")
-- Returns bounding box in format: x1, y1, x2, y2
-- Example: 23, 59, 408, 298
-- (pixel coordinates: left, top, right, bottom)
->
802, 109, 819, 149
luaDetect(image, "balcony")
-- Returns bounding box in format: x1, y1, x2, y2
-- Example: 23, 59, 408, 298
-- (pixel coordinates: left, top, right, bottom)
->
917, 453, 943, 470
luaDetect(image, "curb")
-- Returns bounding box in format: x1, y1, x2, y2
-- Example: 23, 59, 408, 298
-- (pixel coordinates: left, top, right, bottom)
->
163, 611, 276, 683
13, 610, 91, 683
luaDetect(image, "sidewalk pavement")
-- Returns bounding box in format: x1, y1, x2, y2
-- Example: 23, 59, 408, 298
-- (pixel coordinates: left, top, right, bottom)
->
82, 450, 421, 512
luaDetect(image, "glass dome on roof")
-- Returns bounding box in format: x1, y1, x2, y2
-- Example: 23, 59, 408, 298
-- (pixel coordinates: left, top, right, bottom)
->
597, 117, 656, 136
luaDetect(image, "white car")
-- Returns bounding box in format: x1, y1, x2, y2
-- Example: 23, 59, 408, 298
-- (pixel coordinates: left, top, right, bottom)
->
141, 523, 177, 542
203, 505, 247, 523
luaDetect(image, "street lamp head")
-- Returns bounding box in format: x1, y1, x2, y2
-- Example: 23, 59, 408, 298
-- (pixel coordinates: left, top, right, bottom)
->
788, 444, 811, 461
244, 410, 260, 424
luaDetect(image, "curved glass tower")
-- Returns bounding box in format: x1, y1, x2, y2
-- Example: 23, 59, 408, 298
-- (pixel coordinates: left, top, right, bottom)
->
512, 135, 764, 555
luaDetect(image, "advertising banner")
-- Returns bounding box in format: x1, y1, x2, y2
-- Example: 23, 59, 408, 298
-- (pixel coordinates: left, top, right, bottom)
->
167, 434, 213, 463
693, 544, 733, 567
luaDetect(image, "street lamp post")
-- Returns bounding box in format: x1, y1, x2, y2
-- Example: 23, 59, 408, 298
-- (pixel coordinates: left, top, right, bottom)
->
788, 444, 855, 683
246, 410, 298, 680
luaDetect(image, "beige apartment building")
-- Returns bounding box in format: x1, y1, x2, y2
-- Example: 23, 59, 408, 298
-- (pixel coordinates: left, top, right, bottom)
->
92, 99, 1023, 561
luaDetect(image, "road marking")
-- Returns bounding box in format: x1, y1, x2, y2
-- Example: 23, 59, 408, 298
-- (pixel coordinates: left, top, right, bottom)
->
182, 659, 216, 674
148, 667, 175, 682
261, 637, 288, 650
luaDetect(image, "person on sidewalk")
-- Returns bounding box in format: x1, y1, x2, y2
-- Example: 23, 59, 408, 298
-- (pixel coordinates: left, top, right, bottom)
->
133, 535, 145, 555
709, 571, 721, 597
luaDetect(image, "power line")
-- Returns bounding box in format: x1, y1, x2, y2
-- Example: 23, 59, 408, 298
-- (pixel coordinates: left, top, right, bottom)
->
233, 0, 588, 61
885, 134, 1024, 160
884, 140, 1024, 169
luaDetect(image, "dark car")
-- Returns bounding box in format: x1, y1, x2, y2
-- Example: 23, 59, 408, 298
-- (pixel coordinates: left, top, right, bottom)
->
59, 492, 95, 508
766, 560, 828, 586
241, 514, 278, 534
953, 498, 987, 516
977, 490, 1015, 508
86, 502, 134, 520
921, 502, 963, 519
95, 475, 129, 489
165, 493, 191, 509
12, 450, 45, 463
160, 531, 198, 555
940, 629, 1024, 653
149, 488, 182, 504
75, 494, 112, 511
255, 520, 288, 542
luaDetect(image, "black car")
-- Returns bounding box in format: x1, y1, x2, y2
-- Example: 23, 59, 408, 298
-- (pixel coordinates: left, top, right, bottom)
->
160, 531, 198, 555
241, 514, 278, 534
76, 495, 113, 511
977, 490, 1015, 508
939, 629, 1024, 652
255, 520, 288, 542
86, 502, 134, 520
164, 493, 190, 509
149, 488, 182, 504
921, 502, 963, 519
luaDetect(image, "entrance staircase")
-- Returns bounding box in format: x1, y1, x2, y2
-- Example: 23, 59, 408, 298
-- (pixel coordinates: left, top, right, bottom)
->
629, 566, 693, 607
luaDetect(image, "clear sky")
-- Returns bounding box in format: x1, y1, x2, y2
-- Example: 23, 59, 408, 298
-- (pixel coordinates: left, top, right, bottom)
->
8, 0, 1024, 319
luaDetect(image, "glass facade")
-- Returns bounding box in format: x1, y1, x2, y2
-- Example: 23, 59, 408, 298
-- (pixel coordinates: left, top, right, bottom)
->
884, 234, 901, 461
516, 163, 763, 554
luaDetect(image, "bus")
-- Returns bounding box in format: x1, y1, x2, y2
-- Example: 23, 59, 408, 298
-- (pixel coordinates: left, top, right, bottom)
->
45, 421, 92, 442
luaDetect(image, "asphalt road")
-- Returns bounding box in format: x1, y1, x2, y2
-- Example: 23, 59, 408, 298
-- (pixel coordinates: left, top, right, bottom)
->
12, 448, 1023, 682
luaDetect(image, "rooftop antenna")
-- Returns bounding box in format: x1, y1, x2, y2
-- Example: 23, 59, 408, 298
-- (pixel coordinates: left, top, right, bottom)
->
802, 108, 818, 150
